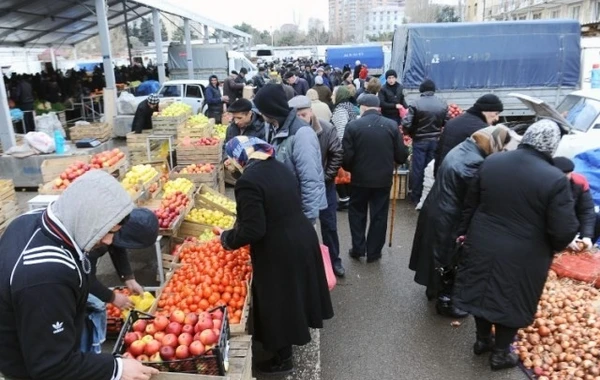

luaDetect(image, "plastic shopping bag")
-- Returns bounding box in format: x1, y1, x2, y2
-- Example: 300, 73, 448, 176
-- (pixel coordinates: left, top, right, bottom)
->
320, 244, 336, 291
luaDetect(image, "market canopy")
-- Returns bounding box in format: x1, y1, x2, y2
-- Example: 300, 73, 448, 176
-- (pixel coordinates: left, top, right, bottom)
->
0, 0, 251, 48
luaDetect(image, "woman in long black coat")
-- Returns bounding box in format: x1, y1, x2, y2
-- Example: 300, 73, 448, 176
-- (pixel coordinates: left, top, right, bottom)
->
453, 120, 579, 371
409, 125, 512, 319
220, 136, 334, 375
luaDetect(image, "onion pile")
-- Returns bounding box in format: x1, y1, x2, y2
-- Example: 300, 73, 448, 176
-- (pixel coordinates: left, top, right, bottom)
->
514, 270, 600, 380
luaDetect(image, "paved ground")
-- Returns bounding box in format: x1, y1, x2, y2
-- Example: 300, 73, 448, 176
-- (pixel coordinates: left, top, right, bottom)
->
14, 190, 527, 380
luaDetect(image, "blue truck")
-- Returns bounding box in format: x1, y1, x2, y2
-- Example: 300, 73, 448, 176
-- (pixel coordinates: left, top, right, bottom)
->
326, 45, 386, 76
390, 20, 582, 118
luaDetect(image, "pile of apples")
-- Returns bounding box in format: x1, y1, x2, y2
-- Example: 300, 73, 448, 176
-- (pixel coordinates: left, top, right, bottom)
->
154, 191, 190, 229
53, 161, 93, 190
181, 137, 220, 147
213, 124, 227, 140
201, 192, 236, 214
90, 148, 125, 169
447, 104, 464, 119
178, 163, 215, 175
185, 114, 210, 129
163, 178, 194, 197
186, 208, 235, 229
121, 309, 224, 362
158, 102, 192, 117
121, 165, 160, 194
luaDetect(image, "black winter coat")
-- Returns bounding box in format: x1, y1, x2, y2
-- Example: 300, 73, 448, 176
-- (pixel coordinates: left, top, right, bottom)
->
131, 100, 154, 133
342, 109, 408, 188
315, 118, 343, 183
402, 92, 448, 140
453, 146, 579, 328
569, 173, 597, 239
378, 83, 408, 120
434, 108, 488, 176
221, 158, 333, 352
409, 139, 485, 291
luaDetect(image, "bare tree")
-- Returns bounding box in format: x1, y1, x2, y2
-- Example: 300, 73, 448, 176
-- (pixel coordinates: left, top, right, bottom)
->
405, 0, 440, 23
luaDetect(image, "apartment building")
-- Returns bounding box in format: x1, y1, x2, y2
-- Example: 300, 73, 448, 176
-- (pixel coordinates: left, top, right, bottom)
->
365, 5, 407, 37
329, 0, 405, 41
466, 0, 600, 24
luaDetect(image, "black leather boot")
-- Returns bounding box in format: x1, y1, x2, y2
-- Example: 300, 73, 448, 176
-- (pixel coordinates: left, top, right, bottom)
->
473, 336, 495, 355
489, 348, 519, 371
435, 296, 469, 318
256, 356, 294, 375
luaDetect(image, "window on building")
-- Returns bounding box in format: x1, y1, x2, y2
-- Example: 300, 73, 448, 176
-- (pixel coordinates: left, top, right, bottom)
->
518, 14, 526, 20
474, 3, 477, 17
551, 8, 560, 18
569, 5, 581, 20
532, 12, 542, 19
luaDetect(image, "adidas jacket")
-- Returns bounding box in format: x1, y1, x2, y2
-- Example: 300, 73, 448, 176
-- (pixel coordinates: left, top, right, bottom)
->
0, 209, 122, 380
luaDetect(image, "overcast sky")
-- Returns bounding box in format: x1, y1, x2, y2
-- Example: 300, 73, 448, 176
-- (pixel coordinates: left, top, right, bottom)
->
169, 0, 329, 31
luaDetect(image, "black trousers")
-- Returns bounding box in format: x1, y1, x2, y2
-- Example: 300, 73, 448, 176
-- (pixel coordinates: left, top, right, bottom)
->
336, 184, 351, 201
20, 102, 35, 133
474, 316, 518, 351
348, 185, 390, 259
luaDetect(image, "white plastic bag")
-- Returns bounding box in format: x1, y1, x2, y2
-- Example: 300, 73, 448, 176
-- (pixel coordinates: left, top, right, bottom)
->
24, 131, 55, 154
416, 160, 435, 211
117, 92, 138, 115
35, 112, 66, 138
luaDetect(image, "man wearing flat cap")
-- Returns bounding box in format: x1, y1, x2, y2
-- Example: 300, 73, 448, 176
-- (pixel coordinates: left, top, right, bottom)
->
222, 99, 268, 163
434, 94, 504, 176
342, 94, 409, 263
289, 95, 345, 277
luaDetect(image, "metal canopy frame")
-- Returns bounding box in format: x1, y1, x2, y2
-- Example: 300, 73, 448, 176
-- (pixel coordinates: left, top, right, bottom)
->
0, 0, 250, 48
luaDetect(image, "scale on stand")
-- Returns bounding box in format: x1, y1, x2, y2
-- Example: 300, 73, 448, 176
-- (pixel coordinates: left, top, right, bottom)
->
74, 138, 102, 148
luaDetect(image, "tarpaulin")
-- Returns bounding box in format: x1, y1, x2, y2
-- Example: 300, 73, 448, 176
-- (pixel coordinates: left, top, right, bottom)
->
326, 46, 384, 71
574, 148, 600, 206
136, 80, 160, 96
391, 20, 581, 90
168, 44, 228, 70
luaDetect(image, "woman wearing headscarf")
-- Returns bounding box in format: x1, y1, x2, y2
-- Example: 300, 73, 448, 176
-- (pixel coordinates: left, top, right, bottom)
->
332, 85, 358, 210
453, 120, 579, 371
409, 125, 512, 319
219, 136, 334, 375
204, 75, 228, 123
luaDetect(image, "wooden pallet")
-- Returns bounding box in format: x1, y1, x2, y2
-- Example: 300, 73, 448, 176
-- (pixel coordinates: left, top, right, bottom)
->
176, 141, 222, 164
169, 165, 218, 189
0, 199, 20, 226
69, 122, 112, 142
0, 180, 16, 203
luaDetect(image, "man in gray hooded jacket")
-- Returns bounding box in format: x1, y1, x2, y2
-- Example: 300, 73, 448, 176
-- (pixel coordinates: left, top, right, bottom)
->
0, 170, 159, 380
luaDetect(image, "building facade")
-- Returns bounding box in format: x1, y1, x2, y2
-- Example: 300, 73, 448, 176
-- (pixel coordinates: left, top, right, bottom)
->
466, 0, 600, 24
365, 5, 407, 37
329, 0, 405, 42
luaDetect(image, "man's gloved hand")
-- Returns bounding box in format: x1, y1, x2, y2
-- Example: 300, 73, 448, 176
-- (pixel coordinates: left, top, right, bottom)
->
125, 279, 144, 296
568, 237, 582, 252
582, 237, 593, 252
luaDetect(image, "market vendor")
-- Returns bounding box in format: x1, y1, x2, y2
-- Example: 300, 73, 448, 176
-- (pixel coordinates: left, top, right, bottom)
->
80, 208, 159, 353
131, 93, 160, 134
222, 98, 268, 163
553, 157, 599, 249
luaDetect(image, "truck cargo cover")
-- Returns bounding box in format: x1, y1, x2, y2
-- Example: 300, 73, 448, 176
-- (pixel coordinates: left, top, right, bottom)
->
168, 44, 228, 70
326, 46, 384, 70
392, 20, 581, 90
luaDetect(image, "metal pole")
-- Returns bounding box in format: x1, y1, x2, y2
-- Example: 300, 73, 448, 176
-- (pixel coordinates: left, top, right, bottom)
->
50, 48, 57, 72
123, 0, 133, 65
184, 19, 193, 79
217, 30, 223, 44
0, 77, 16, 150
95, 0, 116, 90
203, 24, 209, 44
152, 9, 166, 83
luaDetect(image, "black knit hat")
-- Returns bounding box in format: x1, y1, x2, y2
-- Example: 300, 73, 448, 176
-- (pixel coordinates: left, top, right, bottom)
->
474, 94, 504, 112
419, 79, 436, 93
385, 69, 398, 79
284, 71, 295, 79
553, 156, 575, 173
228, 99, 253, 113
253, 83, 291, 118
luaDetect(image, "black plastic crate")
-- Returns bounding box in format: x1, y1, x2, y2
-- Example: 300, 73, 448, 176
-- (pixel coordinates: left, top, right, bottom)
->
113, 307, 230, 375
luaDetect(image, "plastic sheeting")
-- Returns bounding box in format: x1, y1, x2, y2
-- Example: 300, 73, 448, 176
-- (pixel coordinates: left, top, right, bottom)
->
391, 20, 581, 90
326, 46, 384, 71
136, 80, 160, 96
168, 44, 228, 70
573, 148, 600, 206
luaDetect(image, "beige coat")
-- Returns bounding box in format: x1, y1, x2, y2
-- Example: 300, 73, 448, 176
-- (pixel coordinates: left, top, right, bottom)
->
311, 100, 332, 122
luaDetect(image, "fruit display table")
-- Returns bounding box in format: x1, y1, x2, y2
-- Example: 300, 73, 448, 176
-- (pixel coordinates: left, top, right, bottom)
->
0, 140, 115, 187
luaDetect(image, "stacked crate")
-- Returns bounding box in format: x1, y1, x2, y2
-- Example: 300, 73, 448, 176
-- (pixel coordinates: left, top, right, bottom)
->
69, 122, 112, 142
126, 132, 163, 166
0, 180, 20, 236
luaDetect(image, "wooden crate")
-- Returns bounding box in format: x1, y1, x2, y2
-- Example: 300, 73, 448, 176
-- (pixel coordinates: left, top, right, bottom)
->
152, 335, 253, 380
0, 180, 16, 203
176, 220, 212, 239
153, 121, 184, 137
196, 184, 236, 216
177, 119, 215, 141
38, 181, 64, 195
160, 237, 184, 278
40, 155, 92, 183
152, 114, 187, 129
69, 123, 112, 142
230, 278, 252, 336
176, 141, 222, 164
169, 165, 218, 188
390, 170, 408, 200
141, 197, 194, 236
217, 164, 225, 194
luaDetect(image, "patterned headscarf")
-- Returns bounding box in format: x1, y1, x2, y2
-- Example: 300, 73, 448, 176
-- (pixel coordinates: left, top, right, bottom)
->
147, 93, 160, 105
521, 119, 561, 155
471, 125, 511, 156
225, 136, 274, 169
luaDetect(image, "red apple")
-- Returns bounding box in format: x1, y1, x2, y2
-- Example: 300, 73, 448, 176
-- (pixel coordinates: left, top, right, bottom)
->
144, 339, 161, 356
175, 345, 190, 359
178, 332, 193, 347
133, 331, 143, 341
189, 341, 205, 356
149, 352, 162, 362
153, 331, 166, 342
170, 310, 185, 324
213, 328, 220, 339
199, 329, 218, 346
153, 316, 169, 331
136, 354, 149, 362
132, 319, 147, 333
145, 323, 157, 336
141, 335, 154, 344
210, 309, 223, 321
122, 352, 134, 359
166, 322, 182, 336
124, 332, 138, 346
159, 345, 175, 361
184, 313, 198, 326
212, 319, 222, 331
129, 340, 146, 357
162, 333, 178, 348
195, 316, 213, 333
193, 332, 202, 342
182, 324, 195, 335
